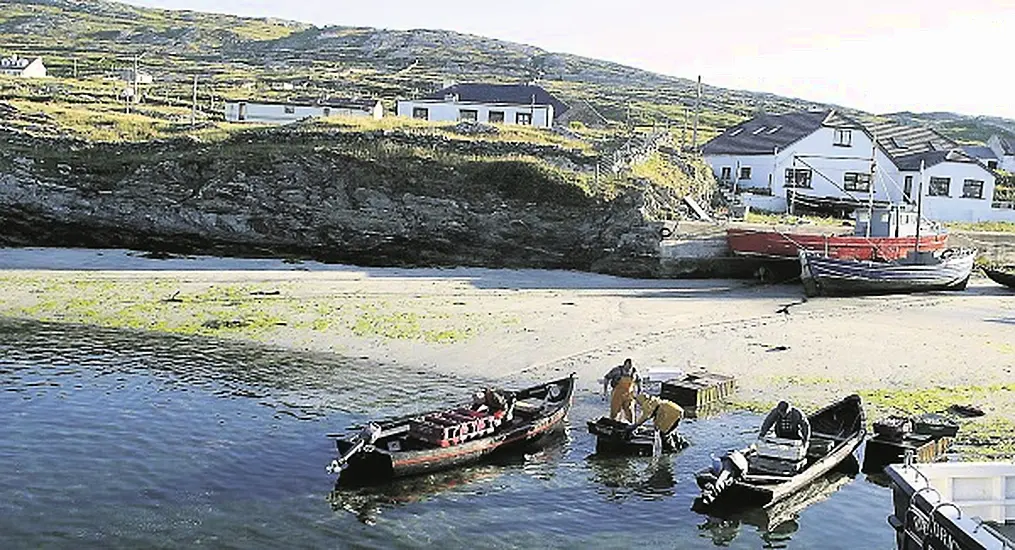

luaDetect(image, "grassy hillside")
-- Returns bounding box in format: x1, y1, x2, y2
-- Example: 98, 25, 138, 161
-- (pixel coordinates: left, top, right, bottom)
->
1, 0, 1012, 148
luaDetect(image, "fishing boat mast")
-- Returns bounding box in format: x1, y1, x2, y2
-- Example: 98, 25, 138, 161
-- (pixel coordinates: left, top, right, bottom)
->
867, 133, 877, 238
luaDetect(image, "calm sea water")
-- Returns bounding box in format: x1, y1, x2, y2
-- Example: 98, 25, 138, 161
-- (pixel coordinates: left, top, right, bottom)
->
0, 318, 896, 549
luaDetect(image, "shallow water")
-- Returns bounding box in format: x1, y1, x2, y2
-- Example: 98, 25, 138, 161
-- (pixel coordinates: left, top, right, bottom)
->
0, 319, 896, 549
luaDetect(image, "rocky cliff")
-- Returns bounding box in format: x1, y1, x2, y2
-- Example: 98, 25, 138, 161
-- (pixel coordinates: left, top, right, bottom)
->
0, 126, 670, 276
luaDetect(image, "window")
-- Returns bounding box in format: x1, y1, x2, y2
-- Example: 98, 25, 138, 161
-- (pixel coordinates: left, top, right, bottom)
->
323, 107, 331, 117
515, 112, 533, 125
988, 160, 999, 170
962, 179, 984, 199
238, 102, 247, 121
412, 107, 429, 120
843, 172, 872, 192
739, 166, 752, 180
720, 167, 732, 181
929, 177, 951, 197
904, 175, 914, 202
834, 129, 852, 147
488, 111, 505, 123
284, 105, 295, 114
784, 168, 813, 188
459, 109, 478, 122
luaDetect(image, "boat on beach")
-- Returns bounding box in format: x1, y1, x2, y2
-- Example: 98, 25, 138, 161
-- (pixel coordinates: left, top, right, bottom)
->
799, 248, 976, 297
327, 374, 575, 485
727, 205, 948, 262
693, 394, 866, 512
984, 266, 1015, 290
885, 461, 1015, 549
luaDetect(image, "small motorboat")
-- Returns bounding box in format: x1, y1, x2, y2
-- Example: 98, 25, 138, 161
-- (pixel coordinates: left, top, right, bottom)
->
693, 394, 866, 512
984, 265, 1015, 290
586, 416, 688, 456
327, 374, 575, 485
799, 248, 976, 297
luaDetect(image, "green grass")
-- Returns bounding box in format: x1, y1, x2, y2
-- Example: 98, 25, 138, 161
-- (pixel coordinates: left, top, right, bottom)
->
946, 221, 1015, 233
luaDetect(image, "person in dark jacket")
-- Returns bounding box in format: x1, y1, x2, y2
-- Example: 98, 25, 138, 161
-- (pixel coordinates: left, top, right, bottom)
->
758, 401, 811, 445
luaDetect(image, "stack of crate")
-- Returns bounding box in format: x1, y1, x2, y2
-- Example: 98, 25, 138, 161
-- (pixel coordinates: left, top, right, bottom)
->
659, 372, 737, 412
408, 408, 504, 447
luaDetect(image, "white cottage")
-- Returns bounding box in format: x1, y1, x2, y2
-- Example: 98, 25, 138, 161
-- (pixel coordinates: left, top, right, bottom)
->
224, 98, 383, 124
395, 83, 568, 128
0, 55, 46, 78
704, 110, 1014, 222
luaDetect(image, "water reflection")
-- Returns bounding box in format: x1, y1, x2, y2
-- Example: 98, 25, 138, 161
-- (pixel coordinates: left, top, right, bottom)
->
697, 457, 860, 547
586, 455, 677, 502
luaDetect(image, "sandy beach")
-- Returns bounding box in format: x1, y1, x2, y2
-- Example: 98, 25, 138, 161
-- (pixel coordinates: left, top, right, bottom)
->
1, 248, 1013, 458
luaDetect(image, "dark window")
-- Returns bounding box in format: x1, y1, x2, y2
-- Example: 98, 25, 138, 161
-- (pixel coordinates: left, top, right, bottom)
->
323, 107, 331, 117
459, 109, 478, 122
284, 105, 295, 114
834, 129, 852, 147
516, 112, 533, 125
238, 102, 247, 121
843, 172, 872, 192
488, 111, 505, 123
988, 160, 999, 170
929, 177, 951, 197
962, 179, 984, 199
720, 167, 732, 181
784, 168, 813, 188
904, 175, 914, 202
739, 166, 752, 180
412, 107, 429, 120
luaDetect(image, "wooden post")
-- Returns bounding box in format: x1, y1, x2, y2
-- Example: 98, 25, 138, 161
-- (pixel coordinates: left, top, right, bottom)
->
692, 75, 701, 150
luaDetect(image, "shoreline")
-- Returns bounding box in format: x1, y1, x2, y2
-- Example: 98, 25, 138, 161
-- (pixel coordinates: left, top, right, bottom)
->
1, 247, 1013, 459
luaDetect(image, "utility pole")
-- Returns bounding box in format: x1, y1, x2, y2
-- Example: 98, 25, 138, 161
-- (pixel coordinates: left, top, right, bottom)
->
72, 58, 77, 79
692, 75, 702, 150
191, 74, 198, 126
681, 105, 688, 150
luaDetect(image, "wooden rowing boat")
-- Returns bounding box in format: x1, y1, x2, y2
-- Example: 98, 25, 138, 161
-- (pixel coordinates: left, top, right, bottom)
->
799, 249, 975, 297
328, 374, 575, 485
693, 394, 866, 512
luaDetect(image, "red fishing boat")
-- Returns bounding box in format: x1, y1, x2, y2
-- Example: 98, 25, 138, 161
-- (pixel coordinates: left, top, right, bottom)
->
728, 206, 948, 261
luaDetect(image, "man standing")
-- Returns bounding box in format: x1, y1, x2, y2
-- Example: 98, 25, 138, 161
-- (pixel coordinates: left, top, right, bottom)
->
603, 358, 639, 422
758, 401, 811, 446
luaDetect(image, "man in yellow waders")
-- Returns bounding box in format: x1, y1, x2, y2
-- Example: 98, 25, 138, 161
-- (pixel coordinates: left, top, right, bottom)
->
629, 393, 685, 452
602, 358, 639, 422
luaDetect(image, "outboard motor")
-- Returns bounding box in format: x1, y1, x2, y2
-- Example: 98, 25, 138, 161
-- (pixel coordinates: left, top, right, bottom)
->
701, 449, 749, 505
327, 423, 382, 475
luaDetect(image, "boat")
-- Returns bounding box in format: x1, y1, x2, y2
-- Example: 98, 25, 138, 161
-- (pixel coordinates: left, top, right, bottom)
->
586, 416, 689, 456
799, 248, 976, 297
693, 394, 866, 512
885, 460, 1015, 549
984, 265, 1015, 290
862, 414, 956, 474
728, 205, 948, 262
327, 374, 575, 485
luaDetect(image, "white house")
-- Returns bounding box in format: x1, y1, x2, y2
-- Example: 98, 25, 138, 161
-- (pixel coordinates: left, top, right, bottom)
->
0, 55, 46, 78
395, 83, 568, 128
987, 134, 1015, 172
703, 109, 1013, 222
120, 68, 154, 85
224, 98, 383, 124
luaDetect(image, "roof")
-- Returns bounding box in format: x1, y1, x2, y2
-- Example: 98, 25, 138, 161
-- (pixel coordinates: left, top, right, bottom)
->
864, 119, 957, 159
894, 149, 985, 171
960, 145, 998, 160
995, 135, 1015, 156
421, 83, 568, 118
226, 97, 380, 110
0, 56, 34, 69
702, 109, 862, 155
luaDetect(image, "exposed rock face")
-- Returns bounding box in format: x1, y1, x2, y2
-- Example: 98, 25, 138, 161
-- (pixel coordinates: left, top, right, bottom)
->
0, 130, 666, 277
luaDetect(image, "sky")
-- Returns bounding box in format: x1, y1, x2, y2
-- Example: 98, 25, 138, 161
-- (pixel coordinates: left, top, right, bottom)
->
121, 0, 1015, 119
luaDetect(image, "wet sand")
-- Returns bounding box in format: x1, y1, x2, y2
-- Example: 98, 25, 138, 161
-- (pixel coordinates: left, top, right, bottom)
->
2, 248, 1014, 454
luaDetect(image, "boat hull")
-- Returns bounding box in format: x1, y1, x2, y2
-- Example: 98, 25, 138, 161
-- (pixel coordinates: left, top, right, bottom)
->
728, 228, 948, 261
800, 250, 975, 297
984, 267, 1015, 290
694, 394, 866, 511
334, 375, 575, 485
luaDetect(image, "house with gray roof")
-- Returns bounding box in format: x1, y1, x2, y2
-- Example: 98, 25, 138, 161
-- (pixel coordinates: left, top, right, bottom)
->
987, 134, 1015, 172
703, 110, 1012, 222
395, 83, 568, 128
